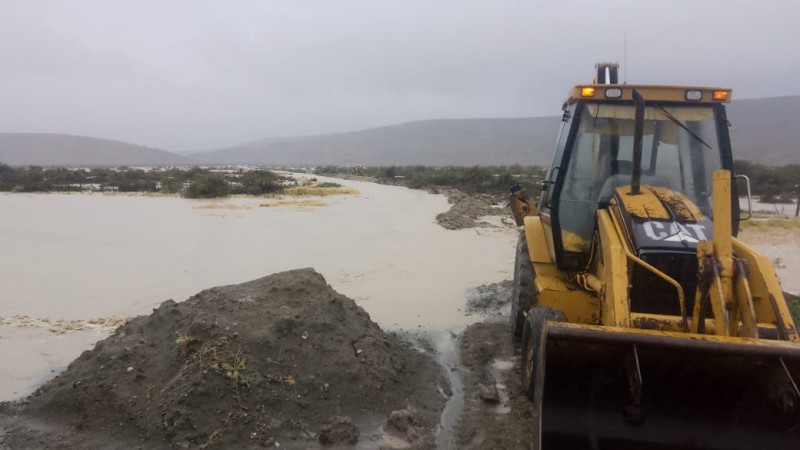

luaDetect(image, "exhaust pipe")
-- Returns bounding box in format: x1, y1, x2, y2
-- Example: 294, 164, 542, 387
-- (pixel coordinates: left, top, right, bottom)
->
630, 88, 645, 195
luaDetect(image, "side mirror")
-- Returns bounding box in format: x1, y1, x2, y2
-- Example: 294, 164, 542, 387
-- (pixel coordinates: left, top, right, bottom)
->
735, 174, 752, 221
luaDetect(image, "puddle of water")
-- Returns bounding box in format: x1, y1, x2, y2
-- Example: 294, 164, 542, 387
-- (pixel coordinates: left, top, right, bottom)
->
0, 326, 100, 398
491, 357, 515, 415
422, 329, 463, 449
492, 358, 514, 371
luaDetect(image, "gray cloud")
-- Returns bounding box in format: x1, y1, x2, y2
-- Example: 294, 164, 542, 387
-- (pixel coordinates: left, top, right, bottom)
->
1, 0, 798, 152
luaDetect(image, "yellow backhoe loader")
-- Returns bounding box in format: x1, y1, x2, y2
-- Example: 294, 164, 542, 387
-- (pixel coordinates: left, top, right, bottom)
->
509, 63, 800, 449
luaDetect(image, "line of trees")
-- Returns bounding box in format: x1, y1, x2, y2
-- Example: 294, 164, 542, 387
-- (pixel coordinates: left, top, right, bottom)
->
314, 164, 546, 195
312, 161, 800, 201
2, 160, 795, 201
0, 164, 285, 198
734, 160, 800, 203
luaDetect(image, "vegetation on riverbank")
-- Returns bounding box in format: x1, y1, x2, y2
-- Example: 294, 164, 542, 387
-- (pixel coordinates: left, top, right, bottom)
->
0, 164, 287, 198
734, 160, 800, 203
2, 159, 798, 204
739, 217, 800, 232
310, 160, 800, 200
786, 293, 800, 326
312, 164, 546, 195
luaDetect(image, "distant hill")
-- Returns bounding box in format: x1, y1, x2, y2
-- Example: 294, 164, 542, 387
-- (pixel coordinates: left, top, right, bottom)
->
4, 96, 797, 168
0, 133, 190, 167
195, 117, 562, 167
725, 96, 800, 165
197, 96, 800, 167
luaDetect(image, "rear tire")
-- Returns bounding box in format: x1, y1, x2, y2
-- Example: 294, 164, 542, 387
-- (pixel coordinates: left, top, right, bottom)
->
511, 233, 536, 339
520, 307, 566, 400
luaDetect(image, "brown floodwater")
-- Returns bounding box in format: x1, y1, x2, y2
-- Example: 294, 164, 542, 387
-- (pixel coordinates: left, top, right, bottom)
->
0, 178, 517, 400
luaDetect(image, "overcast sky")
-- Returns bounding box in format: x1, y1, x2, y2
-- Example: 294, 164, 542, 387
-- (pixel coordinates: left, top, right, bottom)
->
1, 1, 798, 152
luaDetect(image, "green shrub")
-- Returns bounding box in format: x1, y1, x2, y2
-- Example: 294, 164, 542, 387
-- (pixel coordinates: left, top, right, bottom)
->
183, 174, 230, 198
235, 170, 281, 195
786, 292, 800, 326
160, 178, 185, 194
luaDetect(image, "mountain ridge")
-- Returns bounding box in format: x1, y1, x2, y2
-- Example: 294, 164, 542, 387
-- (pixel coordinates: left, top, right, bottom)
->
195, 95, 800, 167
0, 133, 190, 167
2, 95, 798, 167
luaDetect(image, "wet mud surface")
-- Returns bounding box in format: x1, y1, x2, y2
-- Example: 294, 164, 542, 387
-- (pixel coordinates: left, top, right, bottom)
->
0, 272, 534, 449
435, 191, 512, 230
0, 270, 449, 449
0, 185, 529, 449
0, 184, 517, 399
451, 279, 534, 449
453, 322, 534, 449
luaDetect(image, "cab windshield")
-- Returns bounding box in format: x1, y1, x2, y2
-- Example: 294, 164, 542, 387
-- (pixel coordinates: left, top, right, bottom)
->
557, 103, 724, 253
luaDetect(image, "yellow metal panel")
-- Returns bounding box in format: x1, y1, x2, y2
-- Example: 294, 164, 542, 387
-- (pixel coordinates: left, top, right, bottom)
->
631, 315, 781, 335
523, 216, 552, 264
732, 238, 799, 342
630, 313, 721, 333
650, 187, 704, 221
537, 276, 600, 325
596, 210, 631, 327
710, 170, 735, 336
613, 185, 703, 222
613, 186, 670, 220
547, 321, 800, 351
565, 84, 732, 107
522, 216, 600, 324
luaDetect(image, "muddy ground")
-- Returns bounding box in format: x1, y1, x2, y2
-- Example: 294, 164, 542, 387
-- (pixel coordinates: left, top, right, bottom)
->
0, 269, 533, 450
0, 269, 453, 449
454, 322, 534, 449
434, 190, 511, 230
13, 257, 796, 450
4, 191, 796, 450
452, 282, 534, 450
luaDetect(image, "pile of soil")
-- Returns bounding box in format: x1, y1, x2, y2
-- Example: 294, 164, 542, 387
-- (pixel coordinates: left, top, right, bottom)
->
0, 269, 448, 449
435, 191, 507, 230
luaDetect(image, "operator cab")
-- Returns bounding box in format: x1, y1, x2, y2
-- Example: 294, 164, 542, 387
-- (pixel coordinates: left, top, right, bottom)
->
539, 80, 739, 272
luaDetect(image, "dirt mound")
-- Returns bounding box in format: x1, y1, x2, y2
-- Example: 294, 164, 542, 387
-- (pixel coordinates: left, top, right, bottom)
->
0, 269, 448, 449
435, 191, 507, 230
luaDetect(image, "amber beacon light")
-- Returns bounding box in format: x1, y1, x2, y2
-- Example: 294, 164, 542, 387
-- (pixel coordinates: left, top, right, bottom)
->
713, 90, 729, 101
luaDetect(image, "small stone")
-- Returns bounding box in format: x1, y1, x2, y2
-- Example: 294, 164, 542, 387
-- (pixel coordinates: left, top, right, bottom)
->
126, 366, 134, 373
318, 416, 358, 446
478, 383, 500, 403
387, 409, 415, 432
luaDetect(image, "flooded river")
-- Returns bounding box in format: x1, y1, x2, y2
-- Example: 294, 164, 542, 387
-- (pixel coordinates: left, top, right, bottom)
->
0, 178, 517, 400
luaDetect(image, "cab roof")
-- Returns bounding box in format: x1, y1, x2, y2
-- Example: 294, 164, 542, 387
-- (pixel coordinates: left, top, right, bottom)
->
563, 84, 732, 110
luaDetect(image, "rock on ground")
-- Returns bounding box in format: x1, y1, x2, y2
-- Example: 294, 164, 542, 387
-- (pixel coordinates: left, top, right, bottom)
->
318, 416, 359, 446
0, 269, 448, 449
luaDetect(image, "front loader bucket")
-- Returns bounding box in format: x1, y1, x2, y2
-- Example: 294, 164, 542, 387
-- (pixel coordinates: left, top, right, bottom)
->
531, 322, 800, 450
